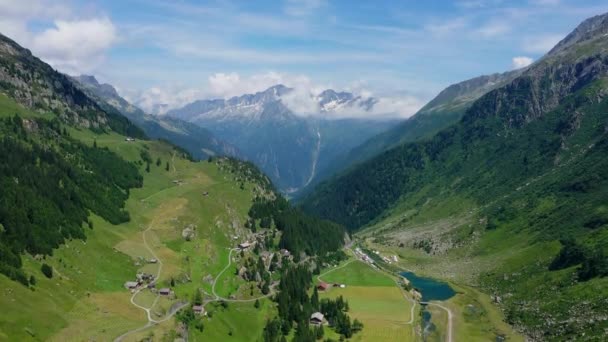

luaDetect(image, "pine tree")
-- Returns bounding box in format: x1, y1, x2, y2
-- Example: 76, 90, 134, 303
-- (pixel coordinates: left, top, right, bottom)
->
193, 289, 202, 305
311, 287, 319, 311
166, 161, 170, 171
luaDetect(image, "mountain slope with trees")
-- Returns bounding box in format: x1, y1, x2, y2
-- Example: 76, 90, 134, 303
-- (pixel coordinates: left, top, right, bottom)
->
302, 12, 608, 339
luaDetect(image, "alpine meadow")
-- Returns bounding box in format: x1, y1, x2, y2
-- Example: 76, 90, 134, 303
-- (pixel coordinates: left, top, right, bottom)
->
1, 1, 608, 342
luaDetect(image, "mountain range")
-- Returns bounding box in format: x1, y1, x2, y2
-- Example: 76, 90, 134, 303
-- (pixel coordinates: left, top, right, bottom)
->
167, 85, 398, 193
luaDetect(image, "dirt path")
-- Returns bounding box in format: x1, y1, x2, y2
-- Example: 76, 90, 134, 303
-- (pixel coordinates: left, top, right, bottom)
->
205, 248, 276, 305
316, 259, 354, 283
424, 302, 453, 342
114, 208, 177, 341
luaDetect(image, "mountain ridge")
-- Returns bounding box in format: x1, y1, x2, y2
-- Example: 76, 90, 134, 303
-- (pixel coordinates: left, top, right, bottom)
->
71, 74, 240, 159
167, 85, 398, 193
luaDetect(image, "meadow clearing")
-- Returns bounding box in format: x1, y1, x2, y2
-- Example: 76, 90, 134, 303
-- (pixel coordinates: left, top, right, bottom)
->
318, 259, 418, 341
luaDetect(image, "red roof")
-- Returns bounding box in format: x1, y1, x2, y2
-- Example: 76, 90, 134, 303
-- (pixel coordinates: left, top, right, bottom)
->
317, 282, 329, 290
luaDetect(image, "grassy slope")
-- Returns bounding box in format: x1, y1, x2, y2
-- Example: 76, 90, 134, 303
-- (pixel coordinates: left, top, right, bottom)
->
0, 96, 272, 341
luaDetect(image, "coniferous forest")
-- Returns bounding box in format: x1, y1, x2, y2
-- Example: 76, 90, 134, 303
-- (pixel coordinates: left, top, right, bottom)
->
0, 116, 142, 285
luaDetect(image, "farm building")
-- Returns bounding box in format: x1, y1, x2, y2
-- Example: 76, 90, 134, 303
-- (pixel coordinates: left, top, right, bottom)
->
317, 282, 330, 291
124, 281, 139, 289
159, 288, 171, 295
310, 312, 325, 325
193, 305, 205, 315
238, 242, 252, 250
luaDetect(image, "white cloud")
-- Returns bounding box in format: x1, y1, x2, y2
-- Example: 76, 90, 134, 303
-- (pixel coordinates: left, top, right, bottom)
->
512, 56, 534, 69
208, 72, 302, 98
530, 0, 560, 6
123, 86, 208, 115
30, 18, 116, 74
125, 71, 423, 119
0, 0, 116, 75
425, 17, 469, 37
476, 21, 511, 37
522, 34, 563, 53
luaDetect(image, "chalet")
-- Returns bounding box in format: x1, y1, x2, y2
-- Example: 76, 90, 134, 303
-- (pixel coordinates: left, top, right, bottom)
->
149, 258, 158, 264
317, 282, 330, 291
238, 242, 251, 250
310, 312, 325, 325
136, 273, 154, 282
193, 305, 205, 315
202, 191, 209, 196
279, 249, 290, 257
125, 137, 135, 142
124, 281, 139, 290
159, 288, 171, 296
147, 282, 156, 289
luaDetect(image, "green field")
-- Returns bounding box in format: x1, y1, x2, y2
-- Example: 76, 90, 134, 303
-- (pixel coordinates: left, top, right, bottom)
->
320, 260, 396, 287
319, 259, 417, 341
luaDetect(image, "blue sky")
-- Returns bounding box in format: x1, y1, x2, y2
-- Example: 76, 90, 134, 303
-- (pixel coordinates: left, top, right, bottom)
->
1, 0, 608, 116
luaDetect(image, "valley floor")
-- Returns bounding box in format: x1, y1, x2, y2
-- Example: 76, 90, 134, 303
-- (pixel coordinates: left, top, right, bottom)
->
357, 237, 526, 342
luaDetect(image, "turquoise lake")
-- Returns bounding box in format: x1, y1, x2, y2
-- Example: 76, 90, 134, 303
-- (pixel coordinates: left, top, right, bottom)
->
399, 271, 456, 301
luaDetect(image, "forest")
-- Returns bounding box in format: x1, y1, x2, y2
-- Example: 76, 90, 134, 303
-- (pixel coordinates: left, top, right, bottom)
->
0, 115, 142, 285
248, 196, 345, 257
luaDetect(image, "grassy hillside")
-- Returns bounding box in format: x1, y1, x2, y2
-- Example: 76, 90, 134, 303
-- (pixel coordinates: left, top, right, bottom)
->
0, 91, 277, 340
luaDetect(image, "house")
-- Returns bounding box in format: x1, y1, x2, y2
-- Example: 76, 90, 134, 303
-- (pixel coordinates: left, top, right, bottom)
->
310, 312, 325, 325
159, 288, 171, 295
279, 249, 290, 257
124, 281, 139, 289
193, 305, 205, 315
202, 191, 209, 196
149, 258, 158, 264
125, 137, 135, 142
147, 282, 156, 289
317, 282, 330, 291
238, 242, 251, 250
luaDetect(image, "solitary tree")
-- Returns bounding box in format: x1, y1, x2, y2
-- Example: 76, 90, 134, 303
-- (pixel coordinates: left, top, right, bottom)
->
41, 263, 53, 279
